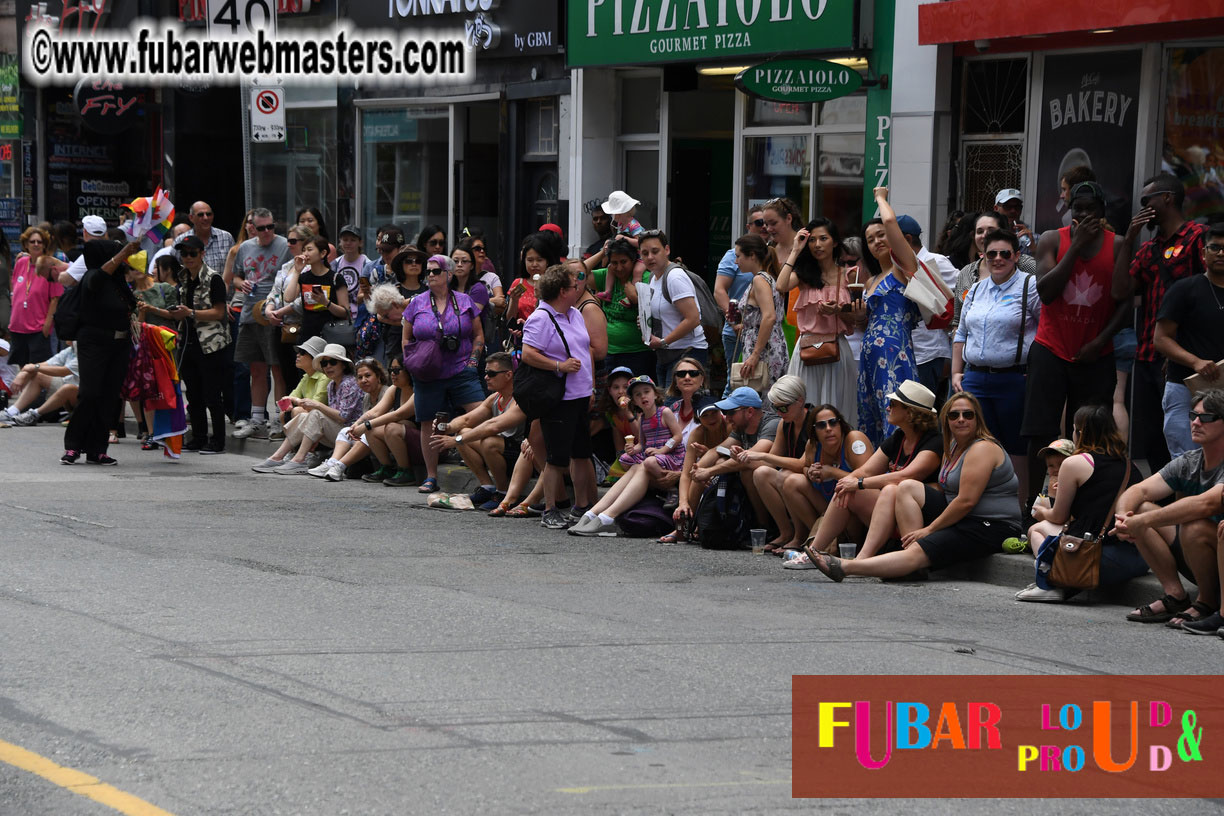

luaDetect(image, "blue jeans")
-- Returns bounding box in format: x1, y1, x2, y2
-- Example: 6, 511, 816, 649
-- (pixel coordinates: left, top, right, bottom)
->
962, 369, 1027, 454
1162, 381, 1197, 457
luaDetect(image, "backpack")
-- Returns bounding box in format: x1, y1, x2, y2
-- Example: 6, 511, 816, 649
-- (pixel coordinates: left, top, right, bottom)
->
656, 263, 725, 336
617, 494, 673, 538
54, 278, 85, 342
695, 473, 754, 549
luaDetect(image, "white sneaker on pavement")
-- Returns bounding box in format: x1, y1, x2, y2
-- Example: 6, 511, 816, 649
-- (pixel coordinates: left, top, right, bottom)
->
1015, 584, 1069, 603
325, 462, 347, 481
251, 457, 284, 473
233, 421, 267, 440
273, 460, 309, 475
307, 459, 335, 478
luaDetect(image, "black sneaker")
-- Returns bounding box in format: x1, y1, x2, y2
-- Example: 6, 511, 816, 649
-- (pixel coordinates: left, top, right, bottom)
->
183, 438, 205, 452
86, 455, 118, 466
565, 504, 592, 524
60, 449, 81, 465
362, 465, 394, 483
1181, 611, 1224, 635
540, 509, 570, 530
470, 485, 498, 506
199, 445, 225, 455
382, 468, 417, 487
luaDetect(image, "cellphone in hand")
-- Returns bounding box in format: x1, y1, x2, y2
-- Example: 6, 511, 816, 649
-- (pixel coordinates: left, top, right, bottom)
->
715, 445, 732, 457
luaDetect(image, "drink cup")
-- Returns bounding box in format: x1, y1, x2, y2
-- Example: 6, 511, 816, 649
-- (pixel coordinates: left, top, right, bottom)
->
848, 282, 865, 304
750, 528, 768, 555
838, 541, 857, 560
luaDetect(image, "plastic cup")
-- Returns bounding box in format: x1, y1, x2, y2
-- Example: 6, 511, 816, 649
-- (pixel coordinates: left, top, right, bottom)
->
838, 541, 857, 560
750, 528, 768, 555
847, 282, 865, 303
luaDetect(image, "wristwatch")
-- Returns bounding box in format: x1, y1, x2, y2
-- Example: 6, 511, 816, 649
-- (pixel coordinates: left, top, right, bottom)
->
455, 435, 464, 445
364, 419, 373, 431
659, 339, 670, 349
858, 477, 865, 490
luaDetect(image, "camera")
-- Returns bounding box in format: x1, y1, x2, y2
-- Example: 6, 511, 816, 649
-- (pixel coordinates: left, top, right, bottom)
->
441, 334, 460, 352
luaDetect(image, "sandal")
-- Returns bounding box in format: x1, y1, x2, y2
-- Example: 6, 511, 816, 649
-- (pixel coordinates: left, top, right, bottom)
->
488, 501, 511, 517
417, 476, 440, 494
108, 432, 119, 444
1126, 593, 1191, 623
803, 546, 845, 583
505, 503, 534, 518
659, 530, 685, 544
1165, 600, 1215, 629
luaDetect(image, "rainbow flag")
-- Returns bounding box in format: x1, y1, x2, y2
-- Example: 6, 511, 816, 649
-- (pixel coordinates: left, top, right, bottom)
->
121, 187, 176, 254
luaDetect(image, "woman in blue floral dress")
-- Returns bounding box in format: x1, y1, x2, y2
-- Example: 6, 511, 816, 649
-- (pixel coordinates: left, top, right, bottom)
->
857, 188, 920, 446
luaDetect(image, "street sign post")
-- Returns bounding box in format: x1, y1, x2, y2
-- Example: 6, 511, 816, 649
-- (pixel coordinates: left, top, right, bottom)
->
250, 86, 285, 143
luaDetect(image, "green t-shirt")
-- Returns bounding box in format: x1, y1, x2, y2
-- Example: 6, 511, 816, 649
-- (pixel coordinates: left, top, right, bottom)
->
289, 371, 331, 404
593, 267, 651, 355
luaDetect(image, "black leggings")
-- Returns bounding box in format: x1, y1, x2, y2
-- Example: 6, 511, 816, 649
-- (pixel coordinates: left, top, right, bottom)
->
180, 341, 227, 445
64, 329, 130, 457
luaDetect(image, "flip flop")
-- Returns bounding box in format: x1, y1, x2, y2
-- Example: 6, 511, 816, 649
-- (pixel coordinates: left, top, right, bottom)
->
803, 545, 845, 583
658, 530, 685, 544
488, 501, 511, 517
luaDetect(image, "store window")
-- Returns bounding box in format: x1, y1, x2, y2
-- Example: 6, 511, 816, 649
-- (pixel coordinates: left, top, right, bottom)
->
959, 58, 1028, 213
1165, 47, 1224, 223
360, 106, 449, 249
251, 86, 337, 234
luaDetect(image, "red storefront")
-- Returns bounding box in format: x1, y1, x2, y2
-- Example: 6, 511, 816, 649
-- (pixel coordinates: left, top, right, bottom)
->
917, 0, 1224, 230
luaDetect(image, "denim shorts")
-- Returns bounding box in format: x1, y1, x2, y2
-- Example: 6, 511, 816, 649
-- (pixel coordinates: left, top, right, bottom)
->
1113, 328, 1137, 375
412, 367, 485, 422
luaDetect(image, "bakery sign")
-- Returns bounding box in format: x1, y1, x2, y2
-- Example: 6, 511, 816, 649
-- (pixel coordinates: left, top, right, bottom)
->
344, 0, 561, 57
568, 0, 860, 67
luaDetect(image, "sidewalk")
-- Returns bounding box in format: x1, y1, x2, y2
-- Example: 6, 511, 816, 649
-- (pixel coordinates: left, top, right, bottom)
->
173, 418, 1174, 609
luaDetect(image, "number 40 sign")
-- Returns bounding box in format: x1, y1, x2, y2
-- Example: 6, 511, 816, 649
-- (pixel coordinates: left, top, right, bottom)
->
207, 0, 278, 37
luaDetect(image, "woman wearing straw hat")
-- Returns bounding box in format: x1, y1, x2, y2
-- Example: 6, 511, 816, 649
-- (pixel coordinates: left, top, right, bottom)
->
251, 342, 363, 475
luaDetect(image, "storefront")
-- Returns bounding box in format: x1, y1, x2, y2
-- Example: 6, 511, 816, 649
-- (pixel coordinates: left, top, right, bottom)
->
566, 0, 877, 278
16, 0, 160, 231
342, 0, 564, 276
918, 1, 1224, 231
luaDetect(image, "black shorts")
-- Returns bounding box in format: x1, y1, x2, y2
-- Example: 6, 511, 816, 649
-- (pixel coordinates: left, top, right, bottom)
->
1021, 341, 1115, 441
917, 516, 1020, 571
501, 434, 523, 471
539, 396, 592, 468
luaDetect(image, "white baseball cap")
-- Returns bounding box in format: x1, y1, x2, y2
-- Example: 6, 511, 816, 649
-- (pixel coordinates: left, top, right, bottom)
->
600, 190, 640, 216
81, 215, 108, 236
994, 189, 1023, 206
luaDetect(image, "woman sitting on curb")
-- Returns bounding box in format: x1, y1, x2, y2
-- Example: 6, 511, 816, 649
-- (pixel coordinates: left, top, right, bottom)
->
571, 395, 723, 538
805, 391, 1022, 582
779, 403, 874, 561
252, 343, 363, 475
1015, 405, 1146, 603
359, 357, 423, 487
794, 380, 942, 564
307, 357, 390, 481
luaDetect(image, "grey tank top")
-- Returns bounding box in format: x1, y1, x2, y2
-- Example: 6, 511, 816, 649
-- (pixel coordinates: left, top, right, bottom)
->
940, 439, 1020, 522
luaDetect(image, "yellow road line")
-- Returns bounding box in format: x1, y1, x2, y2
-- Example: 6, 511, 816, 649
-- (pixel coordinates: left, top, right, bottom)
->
0, 738, 176, 816
556, 778, 791, 794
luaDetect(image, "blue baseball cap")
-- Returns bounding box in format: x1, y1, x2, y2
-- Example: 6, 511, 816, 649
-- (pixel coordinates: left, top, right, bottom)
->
714, 386, 763, 411
608, 366, 634, 380
896, 214, 922, 236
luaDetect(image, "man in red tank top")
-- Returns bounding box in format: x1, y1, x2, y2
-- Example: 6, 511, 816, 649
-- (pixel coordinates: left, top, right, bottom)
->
1021, 182, 1130, 503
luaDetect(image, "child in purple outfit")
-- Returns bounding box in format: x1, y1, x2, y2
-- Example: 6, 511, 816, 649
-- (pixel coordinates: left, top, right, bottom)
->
618, 375, 686, 471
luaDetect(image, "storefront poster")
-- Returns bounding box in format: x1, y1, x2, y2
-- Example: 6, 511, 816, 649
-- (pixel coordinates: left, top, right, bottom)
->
343, 0, 560, 57
0, 55, 20, 138
0, 198, 22, 240
1035, 51, 1141, 234
1165, 47, 1224, 223
568, 0, 857, 67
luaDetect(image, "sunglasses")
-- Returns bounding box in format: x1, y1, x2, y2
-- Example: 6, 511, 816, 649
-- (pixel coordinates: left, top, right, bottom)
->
295, 349, 310, 356
254, 224, 276, 232
985, 249, 1014, 260
471, 244, 486, 252
319, 358, 340, 367
179, 250, 200, 258
812, 418, 839, 430
672, 369, 702, 379
1206, 245, 1224, 254
194, 211, 213, 217
484, 369, 510, 378
948, 410, 977, 421
427, 239, 445, 246
1139, 191, 1171, 208
771, 402, 793, 413
748, 218, 765, 228
1189, 411, 1221, 424
426, 267, 445, 275
388, 366, 404, 374
287, 238, 301, 245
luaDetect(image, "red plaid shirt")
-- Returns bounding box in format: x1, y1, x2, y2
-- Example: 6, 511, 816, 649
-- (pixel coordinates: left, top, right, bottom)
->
1129, 220, 1206, 361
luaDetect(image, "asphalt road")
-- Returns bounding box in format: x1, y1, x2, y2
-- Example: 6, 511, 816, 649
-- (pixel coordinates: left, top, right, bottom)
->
1, 426, 1221, 815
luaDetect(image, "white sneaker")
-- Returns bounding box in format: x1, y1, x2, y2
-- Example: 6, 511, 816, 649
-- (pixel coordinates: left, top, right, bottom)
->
268, 421, 285, 441
325, 462, 347, 481
1015, 584, 1069, 603
273, 460, 309, 475
251, 457, 284, 473
233, 421, 267, 439
13, 409, 40, 426
569, 515, 617, 537
307, 459, 335, 478
234, 418, 250, 428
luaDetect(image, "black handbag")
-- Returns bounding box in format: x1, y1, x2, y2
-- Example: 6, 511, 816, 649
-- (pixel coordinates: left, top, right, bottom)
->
513, 309, 569, 419
321, 319, 355, 348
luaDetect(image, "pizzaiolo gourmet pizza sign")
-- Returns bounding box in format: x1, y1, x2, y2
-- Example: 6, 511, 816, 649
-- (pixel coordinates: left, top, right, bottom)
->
567, 0, 857, 67
735, 58, 863, 103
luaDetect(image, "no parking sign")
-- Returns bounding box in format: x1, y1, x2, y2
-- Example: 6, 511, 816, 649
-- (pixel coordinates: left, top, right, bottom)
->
250, 86, 285, 143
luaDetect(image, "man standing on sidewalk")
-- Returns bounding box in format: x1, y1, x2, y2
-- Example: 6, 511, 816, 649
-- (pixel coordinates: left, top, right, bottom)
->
1112, 173, 1206, 471
231, 209, 291, 440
